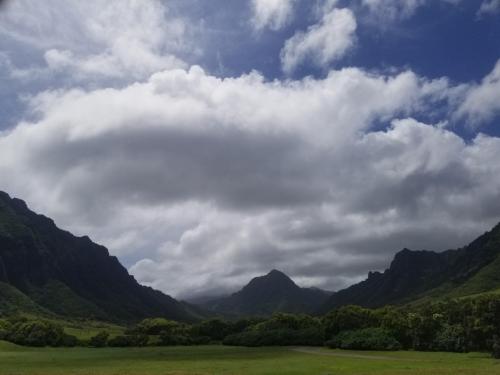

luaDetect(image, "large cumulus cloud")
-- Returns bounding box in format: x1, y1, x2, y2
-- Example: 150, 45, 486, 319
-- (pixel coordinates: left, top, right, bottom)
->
1, 63, 500, 297
1, 0, 500, 299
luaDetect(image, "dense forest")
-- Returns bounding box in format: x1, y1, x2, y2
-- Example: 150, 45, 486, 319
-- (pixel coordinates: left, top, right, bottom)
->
2, 293, 499, 358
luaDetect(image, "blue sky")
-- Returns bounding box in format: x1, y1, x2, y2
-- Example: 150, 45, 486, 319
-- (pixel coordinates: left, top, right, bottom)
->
2, 1, 500, 135
0, 0, 499, 298
194, 0, 499, 82
187, 0, 500, 137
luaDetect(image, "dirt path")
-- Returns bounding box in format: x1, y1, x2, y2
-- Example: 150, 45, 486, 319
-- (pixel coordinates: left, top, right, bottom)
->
290, 347, 410, 361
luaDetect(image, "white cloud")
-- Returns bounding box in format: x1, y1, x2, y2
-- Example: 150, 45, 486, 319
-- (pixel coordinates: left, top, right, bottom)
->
1, 63, 499, 297
0, 0, 499, 300
457, 60, 500, 125
0, 0, 188, 81
361, 0, 425, 20
281, 8, 357, 74
360, 0, 462, 22
130, 118, 500, 297
477, 0, 500, 16
251, 0, 297, 31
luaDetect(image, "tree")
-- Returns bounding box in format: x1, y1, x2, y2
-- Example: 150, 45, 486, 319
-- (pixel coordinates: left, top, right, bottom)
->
433, 324, 466, 352
492, 335, 500, 359
378, 307, 411, 348
89, 331, 109, 347
135, 318, 187, 336
326, 327, 401, 351
323, 305, 378, 338
6, 320, 70, 347
0, 319, 12, 340
192, 319, 233, 341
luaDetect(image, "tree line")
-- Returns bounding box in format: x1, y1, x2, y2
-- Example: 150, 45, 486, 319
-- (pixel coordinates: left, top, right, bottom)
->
1, 294, 499, 358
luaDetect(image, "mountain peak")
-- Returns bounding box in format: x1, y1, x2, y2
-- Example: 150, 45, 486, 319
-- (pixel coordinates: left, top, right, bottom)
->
243, 269, 298, 292
201, 269, 329, 316
0, 191, 26, 208
267, 269, 292, 279
391, 248, 440, 270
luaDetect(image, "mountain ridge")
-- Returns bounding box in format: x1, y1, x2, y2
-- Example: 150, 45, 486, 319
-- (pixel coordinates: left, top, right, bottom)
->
2, 190, 500, 321
319, 222, 500, 313
201, 269, 331, 317
0, 191, 203, 323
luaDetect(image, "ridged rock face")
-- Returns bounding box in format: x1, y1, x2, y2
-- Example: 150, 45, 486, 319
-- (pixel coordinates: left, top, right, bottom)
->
319, 223, 500, 313
202, 269, 331, 317
0, 191, 199, 323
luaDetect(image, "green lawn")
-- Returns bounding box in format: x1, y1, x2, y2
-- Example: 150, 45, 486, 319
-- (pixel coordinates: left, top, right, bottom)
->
0, 342, 498, 375
63, 320, 125, 341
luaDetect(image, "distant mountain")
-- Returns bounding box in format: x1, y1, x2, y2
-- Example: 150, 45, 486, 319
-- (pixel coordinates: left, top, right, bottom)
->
4, 191, 499, 323
201, 270, 331, 317
0, 191, 203, 323
320, 222, 500, 313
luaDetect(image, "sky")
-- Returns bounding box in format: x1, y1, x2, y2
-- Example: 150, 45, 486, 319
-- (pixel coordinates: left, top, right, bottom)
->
0, 0, 500, 300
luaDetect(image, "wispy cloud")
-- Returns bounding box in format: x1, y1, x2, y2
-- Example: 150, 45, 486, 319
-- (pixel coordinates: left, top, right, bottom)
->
281, 7, 357, 73
251, 0, 297, 31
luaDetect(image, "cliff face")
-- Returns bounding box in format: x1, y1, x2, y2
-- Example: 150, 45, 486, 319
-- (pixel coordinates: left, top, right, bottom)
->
320, 223, 500, 313
0, 191, 199, 322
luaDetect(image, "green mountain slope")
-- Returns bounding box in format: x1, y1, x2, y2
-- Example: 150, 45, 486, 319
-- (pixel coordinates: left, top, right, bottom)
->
450, 254, 500, 296
0, 191, 203, 323
320, 222, 500, 313
0, 282, 49, 316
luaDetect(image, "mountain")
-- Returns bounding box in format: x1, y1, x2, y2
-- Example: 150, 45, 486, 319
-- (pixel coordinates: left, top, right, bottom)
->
4, 190, 499, 323
0, 191, 203, 323
201, 269, 331, 317
320, 222, 500, 313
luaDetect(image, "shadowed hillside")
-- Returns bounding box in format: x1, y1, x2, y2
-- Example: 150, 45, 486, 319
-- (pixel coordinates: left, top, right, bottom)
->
0, 191, 203, 322
202, 269, 331, 316
320, 223, 500, 313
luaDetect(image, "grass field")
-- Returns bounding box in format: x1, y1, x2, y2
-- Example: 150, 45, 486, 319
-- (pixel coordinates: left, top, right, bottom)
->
0, 341, 499, 375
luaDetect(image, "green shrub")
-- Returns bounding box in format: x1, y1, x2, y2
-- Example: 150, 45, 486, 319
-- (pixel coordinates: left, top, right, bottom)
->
492, 336, 500, 359
6, 320, 75, 347
253, 313, 320, 332
223, 327, 324, 347
134, 318, 187, 336
60, 333, 79, 347
323, 306, 379, 338
191, 335, 212, 345
89, 331, 109, 347
432, 324, 467, 352
158, 333, 190, 346
191, 319, 234, 341
108, 334, 148, 347
0, 319, 12, 340
378, 307, 411, 348
327, 327, 401, 351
